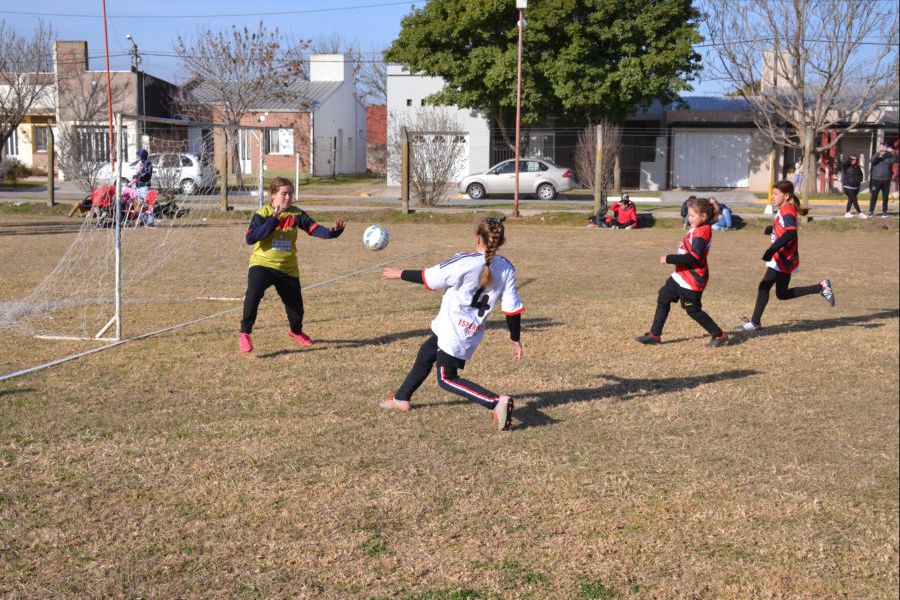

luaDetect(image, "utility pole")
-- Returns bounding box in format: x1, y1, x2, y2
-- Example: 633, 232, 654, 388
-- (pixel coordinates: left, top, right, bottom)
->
400, 126, 410, 214
592, 123, 605, 216
46, 128, 55, 207
513, 0, 527, 218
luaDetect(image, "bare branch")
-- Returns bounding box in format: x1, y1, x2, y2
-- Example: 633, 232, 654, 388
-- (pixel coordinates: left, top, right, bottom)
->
0, 20, 55, 152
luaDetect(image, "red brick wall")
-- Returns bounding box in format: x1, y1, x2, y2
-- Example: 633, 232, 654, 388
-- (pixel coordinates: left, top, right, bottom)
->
366, 105, 386, 145
210, 111, 311, 176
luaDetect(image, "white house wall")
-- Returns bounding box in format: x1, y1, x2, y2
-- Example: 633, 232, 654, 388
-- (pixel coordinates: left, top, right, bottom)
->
386, 65, 490, 186
311, 83, 367, 177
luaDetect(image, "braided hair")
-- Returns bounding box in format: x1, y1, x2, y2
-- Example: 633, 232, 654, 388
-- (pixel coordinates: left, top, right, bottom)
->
477, 216, 506, 288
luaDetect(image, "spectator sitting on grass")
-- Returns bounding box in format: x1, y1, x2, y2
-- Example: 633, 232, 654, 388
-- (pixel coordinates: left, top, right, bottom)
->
709, 197, 732, 231
597, 193, 638, 229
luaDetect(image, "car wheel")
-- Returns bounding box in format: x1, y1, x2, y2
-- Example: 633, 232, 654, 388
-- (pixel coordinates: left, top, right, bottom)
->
537, 182, 556, 200
467, 183, 486, 200
180, 178, 196, 195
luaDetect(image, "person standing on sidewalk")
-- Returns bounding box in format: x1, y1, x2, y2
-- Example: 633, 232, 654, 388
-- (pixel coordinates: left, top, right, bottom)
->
841, 154, 865, 218
869, 143, 897, 218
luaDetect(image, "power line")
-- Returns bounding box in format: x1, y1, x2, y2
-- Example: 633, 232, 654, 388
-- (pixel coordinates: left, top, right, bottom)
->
0, 1, 422, 19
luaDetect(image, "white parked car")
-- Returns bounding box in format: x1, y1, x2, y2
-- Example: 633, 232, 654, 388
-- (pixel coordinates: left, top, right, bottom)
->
458, 159, 574, 200
98, 152, 217, 195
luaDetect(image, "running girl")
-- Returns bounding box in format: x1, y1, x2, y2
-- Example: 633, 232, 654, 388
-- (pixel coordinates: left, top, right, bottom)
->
636, 198, 729, 348
380, 217, 524, 431
239, 177, 345, 353
736, 180, 834, 332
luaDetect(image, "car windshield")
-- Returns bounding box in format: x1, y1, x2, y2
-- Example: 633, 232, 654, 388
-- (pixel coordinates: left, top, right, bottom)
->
490, 162, 515, 175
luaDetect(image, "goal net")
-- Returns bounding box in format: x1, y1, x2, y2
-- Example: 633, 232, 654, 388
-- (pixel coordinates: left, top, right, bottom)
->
0, 114, 273, 342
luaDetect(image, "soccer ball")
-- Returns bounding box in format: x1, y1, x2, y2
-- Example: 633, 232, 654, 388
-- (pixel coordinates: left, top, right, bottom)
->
363, 224, 390, 251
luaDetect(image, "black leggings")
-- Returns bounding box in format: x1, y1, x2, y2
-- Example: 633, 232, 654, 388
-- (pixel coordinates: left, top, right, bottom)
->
751, 268, 821, 326
843, 186, 861, 213
240, 266, 304, 334
395, 334, 499, 409
650, 277, 723, 338
869, 180, 891, 214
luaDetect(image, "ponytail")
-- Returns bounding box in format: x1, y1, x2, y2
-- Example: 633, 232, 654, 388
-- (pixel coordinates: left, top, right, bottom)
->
774, 180, 808, 216
476, 217, 506, 288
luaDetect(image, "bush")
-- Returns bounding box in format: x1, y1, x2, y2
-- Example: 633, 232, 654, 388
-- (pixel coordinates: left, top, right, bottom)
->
0, 158, 31, 183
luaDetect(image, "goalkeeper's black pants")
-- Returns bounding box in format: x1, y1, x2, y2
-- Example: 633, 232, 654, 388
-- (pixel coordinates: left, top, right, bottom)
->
240, 266, 304, 335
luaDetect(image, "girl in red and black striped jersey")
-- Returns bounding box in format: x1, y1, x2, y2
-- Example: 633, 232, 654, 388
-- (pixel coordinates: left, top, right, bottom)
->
737, 181, 834, 332
636, 198, 729, 348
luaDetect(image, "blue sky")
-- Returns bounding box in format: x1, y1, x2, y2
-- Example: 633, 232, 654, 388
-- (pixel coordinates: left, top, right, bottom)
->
1, 0, 736, 94
1, 0, 423, 82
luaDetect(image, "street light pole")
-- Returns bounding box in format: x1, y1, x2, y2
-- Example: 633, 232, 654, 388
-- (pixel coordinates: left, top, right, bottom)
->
126, 34, 143, 139
513, 0, 526, 218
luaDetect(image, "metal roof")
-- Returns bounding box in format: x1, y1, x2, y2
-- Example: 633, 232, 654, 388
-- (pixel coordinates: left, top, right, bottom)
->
185, 80, 342, 110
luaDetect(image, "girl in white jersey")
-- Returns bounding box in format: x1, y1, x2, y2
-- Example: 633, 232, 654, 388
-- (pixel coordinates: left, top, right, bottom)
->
380, 217, 524, 431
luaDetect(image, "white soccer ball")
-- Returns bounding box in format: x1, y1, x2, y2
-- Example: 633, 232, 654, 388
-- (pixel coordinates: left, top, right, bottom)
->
363, 224, 390, 251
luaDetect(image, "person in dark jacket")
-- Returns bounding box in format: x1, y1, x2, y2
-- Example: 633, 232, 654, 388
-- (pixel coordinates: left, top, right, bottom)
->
841, 154, 864, 218
869, 143, 897, 218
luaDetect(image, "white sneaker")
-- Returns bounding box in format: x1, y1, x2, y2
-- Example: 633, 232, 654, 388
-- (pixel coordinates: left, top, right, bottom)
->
735, 318, 762, 332
844, 212, 854, 218
492, 396, 513, 431
880, 213, 891, 219
859, 212, 870, 219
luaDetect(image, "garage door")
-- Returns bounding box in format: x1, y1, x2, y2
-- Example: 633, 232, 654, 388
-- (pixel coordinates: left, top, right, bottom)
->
673, 131, 750, 187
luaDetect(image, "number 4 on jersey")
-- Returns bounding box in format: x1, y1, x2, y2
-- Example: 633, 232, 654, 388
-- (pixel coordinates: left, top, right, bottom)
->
470, 287, 490, 317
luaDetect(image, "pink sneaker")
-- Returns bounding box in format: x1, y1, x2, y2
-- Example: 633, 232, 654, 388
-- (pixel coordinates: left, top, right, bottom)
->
239, 333, 253, 353
288, 329, 314, 347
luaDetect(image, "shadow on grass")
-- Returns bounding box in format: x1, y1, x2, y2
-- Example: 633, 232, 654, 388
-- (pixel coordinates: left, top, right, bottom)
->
257, 317, 560, 358
314, 316, 560, 350
0, 387, 35, 398
0, 221, 86, 236
728, 308, 899, 346
513, 369, 761, 429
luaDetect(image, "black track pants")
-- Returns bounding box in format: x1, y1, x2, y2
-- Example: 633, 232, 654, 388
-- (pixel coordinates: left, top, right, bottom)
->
240, 266, 304, 334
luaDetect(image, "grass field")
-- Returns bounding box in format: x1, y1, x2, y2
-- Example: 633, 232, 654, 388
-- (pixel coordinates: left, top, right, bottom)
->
1, 211, 898, 598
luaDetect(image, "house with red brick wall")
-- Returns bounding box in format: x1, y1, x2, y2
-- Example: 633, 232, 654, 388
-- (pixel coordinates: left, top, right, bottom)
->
366, 104, 386, 174
185, 55, 367, 178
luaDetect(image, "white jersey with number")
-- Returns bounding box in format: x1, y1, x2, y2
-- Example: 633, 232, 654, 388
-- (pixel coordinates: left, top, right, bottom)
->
422, 252, 524, 361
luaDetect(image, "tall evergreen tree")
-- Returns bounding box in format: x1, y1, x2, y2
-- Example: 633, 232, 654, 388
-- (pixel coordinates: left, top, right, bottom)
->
386, 0, 702, 146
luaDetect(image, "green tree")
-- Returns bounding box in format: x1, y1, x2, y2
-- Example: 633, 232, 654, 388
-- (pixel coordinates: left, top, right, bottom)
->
385, 0, 702, 147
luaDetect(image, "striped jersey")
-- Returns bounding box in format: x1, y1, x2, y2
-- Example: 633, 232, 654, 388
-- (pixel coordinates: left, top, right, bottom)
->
247, 205, 323, 277
767, 203, 799, 273
422, 252, 524, 361
671, 224, 712, 292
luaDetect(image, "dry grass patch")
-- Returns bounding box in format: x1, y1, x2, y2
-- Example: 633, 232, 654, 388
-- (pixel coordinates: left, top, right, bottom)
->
0, 214, 897, 598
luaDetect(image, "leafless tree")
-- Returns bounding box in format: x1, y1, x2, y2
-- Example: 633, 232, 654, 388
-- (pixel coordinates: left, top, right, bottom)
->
575, 122, 622, 194
55, 75, 128, 196
360, 43, 387, 105
388, 108, 467, 206
173, 23, 307, 199
701, 0, 899, 209
310, 34, 386, 105
0, 20, 54, 154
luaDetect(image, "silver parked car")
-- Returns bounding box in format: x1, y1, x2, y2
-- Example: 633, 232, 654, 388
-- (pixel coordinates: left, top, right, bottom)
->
98, 152, 218, 195
459, 159, 574, 200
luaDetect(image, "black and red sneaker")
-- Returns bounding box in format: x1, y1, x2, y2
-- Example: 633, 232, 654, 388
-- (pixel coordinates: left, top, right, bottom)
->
706, 332, 729, 348
635, 333, 661, 345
